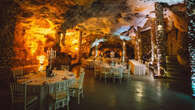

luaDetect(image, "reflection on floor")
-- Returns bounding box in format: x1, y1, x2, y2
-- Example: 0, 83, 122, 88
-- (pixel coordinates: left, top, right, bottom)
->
69, 65, 195, 110
1, 65, 195, 110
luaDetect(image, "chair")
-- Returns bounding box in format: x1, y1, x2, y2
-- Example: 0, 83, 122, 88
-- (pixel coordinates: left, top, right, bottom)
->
100, 67, 111, 83
48, 81, 70, 110
123, 64, 131, 79
10, 83, 39, 110
69, 71, 85, 104
12, 69, 24, 81
61, 65, 70, 71
80, 67, 85, 73
89, 61, 94, 69
94, 65, 100, 78
112, 68, 123, 83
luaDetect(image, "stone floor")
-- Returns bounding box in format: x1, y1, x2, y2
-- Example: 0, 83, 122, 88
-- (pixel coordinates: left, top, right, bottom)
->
68, 66, 195, 110
1, 65, 195, 110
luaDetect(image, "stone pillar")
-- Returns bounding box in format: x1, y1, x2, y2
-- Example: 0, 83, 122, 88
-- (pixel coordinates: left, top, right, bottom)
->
150, 18, 156, 63
187, 0, 195, 75
135, 27, 141, 61
155, 2, 166, 76
61, 31, 66, 46
54, 31, 63, 53
95, 45, 98, 58
122, 41, 126, 63
187, 0, 195, 97
136, 27, 142, 62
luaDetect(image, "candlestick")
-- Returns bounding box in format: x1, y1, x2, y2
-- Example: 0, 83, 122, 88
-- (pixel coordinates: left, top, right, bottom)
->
46, 48, 56, 70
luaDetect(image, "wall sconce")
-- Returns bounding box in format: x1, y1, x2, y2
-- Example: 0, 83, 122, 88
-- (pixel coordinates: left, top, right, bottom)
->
157, 25, 163, 31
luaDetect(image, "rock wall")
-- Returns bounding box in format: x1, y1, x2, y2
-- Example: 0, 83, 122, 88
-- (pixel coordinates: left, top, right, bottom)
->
0, 0, 20, 84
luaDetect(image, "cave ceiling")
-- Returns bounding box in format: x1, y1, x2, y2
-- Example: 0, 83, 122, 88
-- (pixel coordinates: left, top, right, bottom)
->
15, 0, 186, 35
12, 0, 186, 58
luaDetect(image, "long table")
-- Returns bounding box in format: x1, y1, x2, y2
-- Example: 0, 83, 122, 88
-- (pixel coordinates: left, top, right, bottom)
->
129, 60, 146, 75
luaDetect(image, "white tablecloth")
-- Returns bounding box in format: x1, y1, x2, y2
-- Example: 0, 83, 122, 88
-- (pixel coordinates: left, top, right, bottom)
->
129, 60, 146, 75
18, 70, 75, 85
94, 62, 125, 75
17, 70, 75, 110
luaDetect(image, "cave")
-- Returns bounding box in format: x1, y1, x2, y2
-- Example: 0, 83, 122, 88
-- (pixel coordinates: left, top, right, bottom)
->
0, 0, 195, 110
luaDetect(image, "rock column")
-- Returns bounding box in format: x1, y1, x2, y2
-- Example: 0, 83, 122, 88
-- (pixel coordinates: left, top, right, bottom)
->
155, 2, 166, 76
187, 0, 195, 75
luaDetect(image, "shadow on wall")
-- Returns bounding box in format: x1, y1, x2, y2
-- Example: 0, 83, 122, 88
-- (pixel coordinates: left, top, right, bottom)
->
54, 52, 72, 69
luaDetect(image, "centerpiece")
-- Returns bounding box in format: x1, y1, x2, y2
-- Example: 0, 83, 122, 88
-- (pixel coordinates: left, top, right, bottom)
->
46, 48, 56, 77
110, 51, 115, 66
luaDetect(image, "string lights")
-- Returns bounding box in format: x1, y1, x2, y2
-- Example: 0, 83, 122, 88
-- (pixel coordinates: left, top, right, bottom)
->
187, 0, 195, 96
155, 2, 166, 76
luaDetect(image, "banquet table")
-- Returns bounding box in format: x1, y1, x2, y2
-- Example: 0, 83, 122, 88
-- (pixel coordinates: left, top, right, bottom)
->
129, 60, 146, 75
94, 62, 126, 76
17, 69, 76, 110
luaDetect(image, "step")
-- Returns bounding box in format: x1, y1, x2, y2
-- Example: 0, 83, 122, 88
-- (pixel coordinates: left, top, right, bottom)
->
166, 75, 188, 80
166, 71, 186, 75
166, 67, 184, 71
166, 72, 188, 79
166, 64, 182, 68
167, 69, 185, 73
166, 61, 179, 65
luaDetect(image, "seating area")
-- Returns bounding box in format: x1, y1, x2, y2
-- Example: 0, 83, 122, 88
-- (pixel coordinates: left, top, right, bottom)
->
1, 0, 195, 110
9, 57, 146, 110
69, 70, 85, 104
9, 66, 85, 110
85, 58, 132, 83
10, 83, 39, 110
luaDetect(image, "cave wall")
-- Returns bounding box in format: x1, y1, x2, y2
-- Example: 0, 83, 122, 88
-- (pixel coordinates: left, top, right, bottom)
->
167, 29, 177, 56
0, 0, 20, 84
140, 30, 152, 61
167, 28, 188, 66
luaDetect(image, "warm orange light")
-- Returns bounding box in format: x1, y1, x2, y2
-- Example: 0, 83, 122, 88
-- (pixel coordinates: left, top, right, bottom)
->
74, 47, 79, 51
72, 39, 78, 44
36, 55, 46, 64
60, 29, 80, 55
15, 18, 57, 59
13, 3, 65, 64
24, 19, 56, 56
66, 32, 75, 36
26, 41, 38, 55
38, 65, 44, 71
